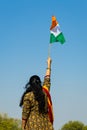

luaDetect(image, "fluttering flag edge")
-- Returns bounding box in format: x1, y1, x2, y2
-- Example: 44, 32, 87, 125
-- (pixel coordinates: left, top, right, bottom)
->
50, 32, 65, 44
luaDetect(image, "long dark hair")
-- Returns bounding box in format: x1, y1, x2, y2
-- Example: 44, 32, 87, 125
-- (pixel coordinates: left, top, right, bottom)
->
19, 75, 47, 114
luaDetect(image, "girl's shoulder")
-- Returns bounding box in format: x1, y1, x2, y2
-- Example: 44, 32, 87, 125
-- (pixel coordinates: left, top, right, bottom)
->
24, 92, 34, 101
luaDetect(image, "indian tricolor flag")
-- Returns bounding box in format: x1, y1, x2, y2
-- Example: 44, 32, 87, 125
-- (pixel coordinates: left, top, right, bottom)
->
50, 16, 65, 44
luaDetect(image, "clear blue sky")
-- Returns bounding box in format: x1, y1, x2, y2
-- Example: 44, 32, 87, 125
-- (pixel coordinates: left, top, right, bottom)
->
0, 0, 87, 129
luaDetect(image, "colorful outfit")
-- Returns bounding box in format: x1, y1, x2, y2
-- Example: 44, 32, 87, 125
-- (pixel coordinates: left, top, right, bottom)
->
22, 77, 54, 130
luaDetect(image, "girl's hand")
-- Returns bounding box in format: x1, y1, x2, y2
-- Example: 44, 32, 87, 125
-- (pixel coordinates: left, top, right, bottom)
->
47, 57, 52, 67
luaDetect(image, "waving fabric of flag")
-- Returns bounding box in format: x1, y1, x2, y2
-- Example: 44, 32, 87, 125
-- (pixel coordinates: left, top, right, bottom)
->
50, 16, 65, 44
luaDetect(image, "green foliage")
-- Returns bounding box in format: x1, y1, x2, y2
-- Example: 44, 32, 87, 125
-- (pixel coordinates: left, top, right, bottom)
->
0, 113, 22, 130
60, 121, 87, 130
82, 126, 87, 130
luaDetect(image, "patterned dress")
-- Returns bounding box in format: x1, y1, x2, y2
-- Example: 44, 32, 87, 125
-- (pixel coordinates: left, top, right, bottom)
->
22, 77, 54, 130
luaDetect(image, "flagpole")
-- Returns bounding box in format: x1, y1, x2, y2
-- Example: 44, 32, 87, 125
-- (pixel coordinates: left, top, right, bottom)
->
48, 43, 51, 58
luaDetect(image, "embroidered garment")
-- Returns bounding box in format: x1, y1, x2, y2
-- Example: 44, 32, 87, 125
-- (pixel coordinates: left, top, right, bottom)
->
22, 77, 54, 130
